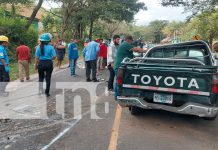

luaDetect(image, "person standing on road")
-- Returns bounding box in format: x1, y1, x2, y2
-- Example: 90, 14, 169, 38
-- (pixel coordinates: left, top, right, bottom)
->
68, 39, 79, 76
84, 38, 90, 47
16, 41, 31, 82
102, 41, 108, 69
83, 40, 100, 82
97, 38, 104, 75
114, 35, 148, 99
55, 39, 66, 69
213, 42, 218, 65
107, 35, 120, 91
97, 39, 108, 71
0, 35, 10, 97
35, 33, 56, 97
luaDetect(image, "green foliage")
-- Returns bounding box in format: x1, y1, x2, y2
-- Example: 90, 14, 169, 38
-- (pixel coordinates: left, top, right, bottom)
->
0, 0, 33, 4
161, 0, 218, 15
162, 21, 185, 37
0, 15, 38, 62
147, 20, 169, 43
180, 10, 218, 46
50, 0, 146, 39
42, 14, 56, 32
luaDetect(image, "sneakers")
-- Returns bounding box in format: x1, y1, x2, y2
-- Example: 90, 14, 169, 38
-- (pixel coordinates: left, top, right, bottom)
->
87, 78, 99, 82
86, 78, 92, 82
45, 93, 51, 97
92, 79, 99, 82
20, 77, 30, 82
71, 74, 78, 77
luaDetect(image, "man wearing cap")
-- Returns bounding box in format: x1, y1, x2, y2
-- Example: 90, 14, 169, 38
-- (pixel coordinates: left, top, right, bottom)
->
114, 35, 148, 99
0, 35, 10, 97
83, 40, 100, 82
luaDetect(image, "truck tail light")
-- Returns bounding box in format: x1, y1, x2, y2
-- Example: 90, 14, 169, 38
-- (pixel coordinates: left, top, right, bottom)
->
212, 74, 218, 93
117, 68, 123, 86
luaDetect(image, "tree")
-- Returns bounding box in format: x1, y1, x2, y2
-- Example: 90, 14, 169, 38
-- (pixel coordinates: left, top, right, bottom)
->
26, 0, 44, 29
52, 0, 146, 39
0, 0, 44, 29
188, 11, 218, 47
162, 21, 185, 37
0, 0, 33, 17
85, 0, 146, 39
147, 20, 169, 43
161, 0, 218, 15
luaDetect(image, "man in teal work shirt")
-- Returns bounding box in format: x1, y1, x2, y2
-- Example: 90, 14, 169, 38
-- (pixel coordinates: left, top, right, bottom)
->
114, 35, 148, 99
0, 35, 10, 97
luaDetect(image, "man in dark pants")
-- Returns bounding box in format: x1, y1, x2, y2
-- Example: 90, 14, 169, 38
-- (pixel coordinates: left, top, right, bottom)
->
83, 40, 100, 82
35, 33, 56, 97
107, 35, 120, 91
114, 35, 148, 99
0, 35, 10, 97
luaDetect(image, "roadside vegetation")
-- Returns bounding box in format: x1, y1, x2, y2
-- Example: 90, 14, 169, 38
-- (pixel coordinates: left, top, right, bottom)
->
1, 0, 218, 80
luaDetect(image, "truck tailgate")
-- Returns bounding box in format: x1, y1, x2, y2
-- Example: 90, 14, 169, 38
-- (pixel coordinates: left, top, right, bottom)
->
121, 65, 214, 97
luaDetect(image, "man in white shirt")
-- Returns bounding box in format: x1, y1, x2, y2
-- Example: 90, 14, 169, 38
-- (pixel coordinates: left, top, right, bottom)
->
213, 42, 218, 65
107, 35, 120, 91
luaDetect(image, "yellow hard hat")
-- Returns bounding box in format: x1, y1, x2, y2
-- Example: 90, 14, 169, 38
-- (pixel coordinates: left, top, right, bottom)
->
0, 35, 9, 43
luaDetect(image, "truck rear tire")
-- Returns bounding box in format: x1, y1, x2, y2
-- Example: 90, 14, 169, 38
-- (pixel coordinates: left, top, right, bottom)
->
129, 106, 141, 115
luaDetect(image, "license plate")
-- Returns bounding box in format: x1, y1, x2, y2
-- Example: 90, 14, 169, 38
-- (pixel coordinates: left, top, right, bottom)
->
153, 93, 173, 104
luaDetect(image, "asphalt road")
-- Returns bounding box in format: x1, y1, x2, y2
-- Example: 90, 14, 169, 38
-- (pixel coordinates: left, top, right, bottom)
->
0, 63, 218, 150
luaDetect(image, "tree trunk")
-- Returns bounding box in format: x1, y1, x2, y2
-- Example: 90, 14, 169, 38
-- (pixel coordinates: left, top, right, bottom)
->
89, 20, 94, 40
208, 30, 215, 50
11, 3, 16, 18
80, 24, 83, 39
209, 37, 213, 50
76, 23, 81, 39
26, 0, 43, 29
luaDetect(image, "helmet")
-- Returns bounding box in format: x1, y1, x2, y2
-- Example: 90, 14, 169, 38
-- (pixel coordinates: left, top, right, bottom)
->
0, 35, 9, 43
40, 33, 51, 42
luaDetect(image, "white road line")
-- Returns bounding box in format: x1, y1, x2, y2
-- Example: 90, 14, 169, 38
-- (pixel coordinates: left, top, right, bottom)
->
41, 109, 92, 150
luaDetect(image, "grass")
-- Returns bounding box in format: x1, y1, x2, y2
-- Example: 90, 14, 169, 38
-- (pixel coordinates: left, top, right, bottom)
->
9, 61, 35, 81
9, 46, 84, 81
9, 57, 69, 81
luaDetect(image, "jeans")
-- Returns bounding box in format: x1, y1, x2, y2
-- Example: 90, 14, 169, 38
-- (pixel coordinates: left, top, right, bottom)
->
0, 65, 10, 93
85, 60, 97, 80
38, 60, 53, 94
108, 64, 115, 90
70, 59, 77, 76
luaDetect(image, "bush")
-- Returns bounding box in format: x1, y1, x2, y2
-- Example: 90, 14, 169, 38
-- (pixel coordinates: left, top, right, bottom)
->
0, 16, 38, 62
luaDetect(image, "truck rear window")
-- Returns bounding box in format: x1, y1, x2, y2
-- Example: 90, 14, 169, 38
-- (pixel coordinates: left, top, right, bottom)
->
147, 45, 210, 65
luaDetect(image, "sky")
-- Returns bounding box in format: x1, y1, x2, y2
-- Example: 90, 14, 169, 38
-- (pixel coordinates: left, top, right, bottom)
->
134, 0, 190, 25
42, 0, 190, 26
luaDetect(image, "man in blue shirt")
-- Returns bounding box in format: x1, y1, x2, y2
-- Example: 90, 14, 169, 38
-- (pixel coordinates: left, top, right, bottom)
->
83, 40, 100, 82
0, 35, 10, 97
68, 39, 79, 76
